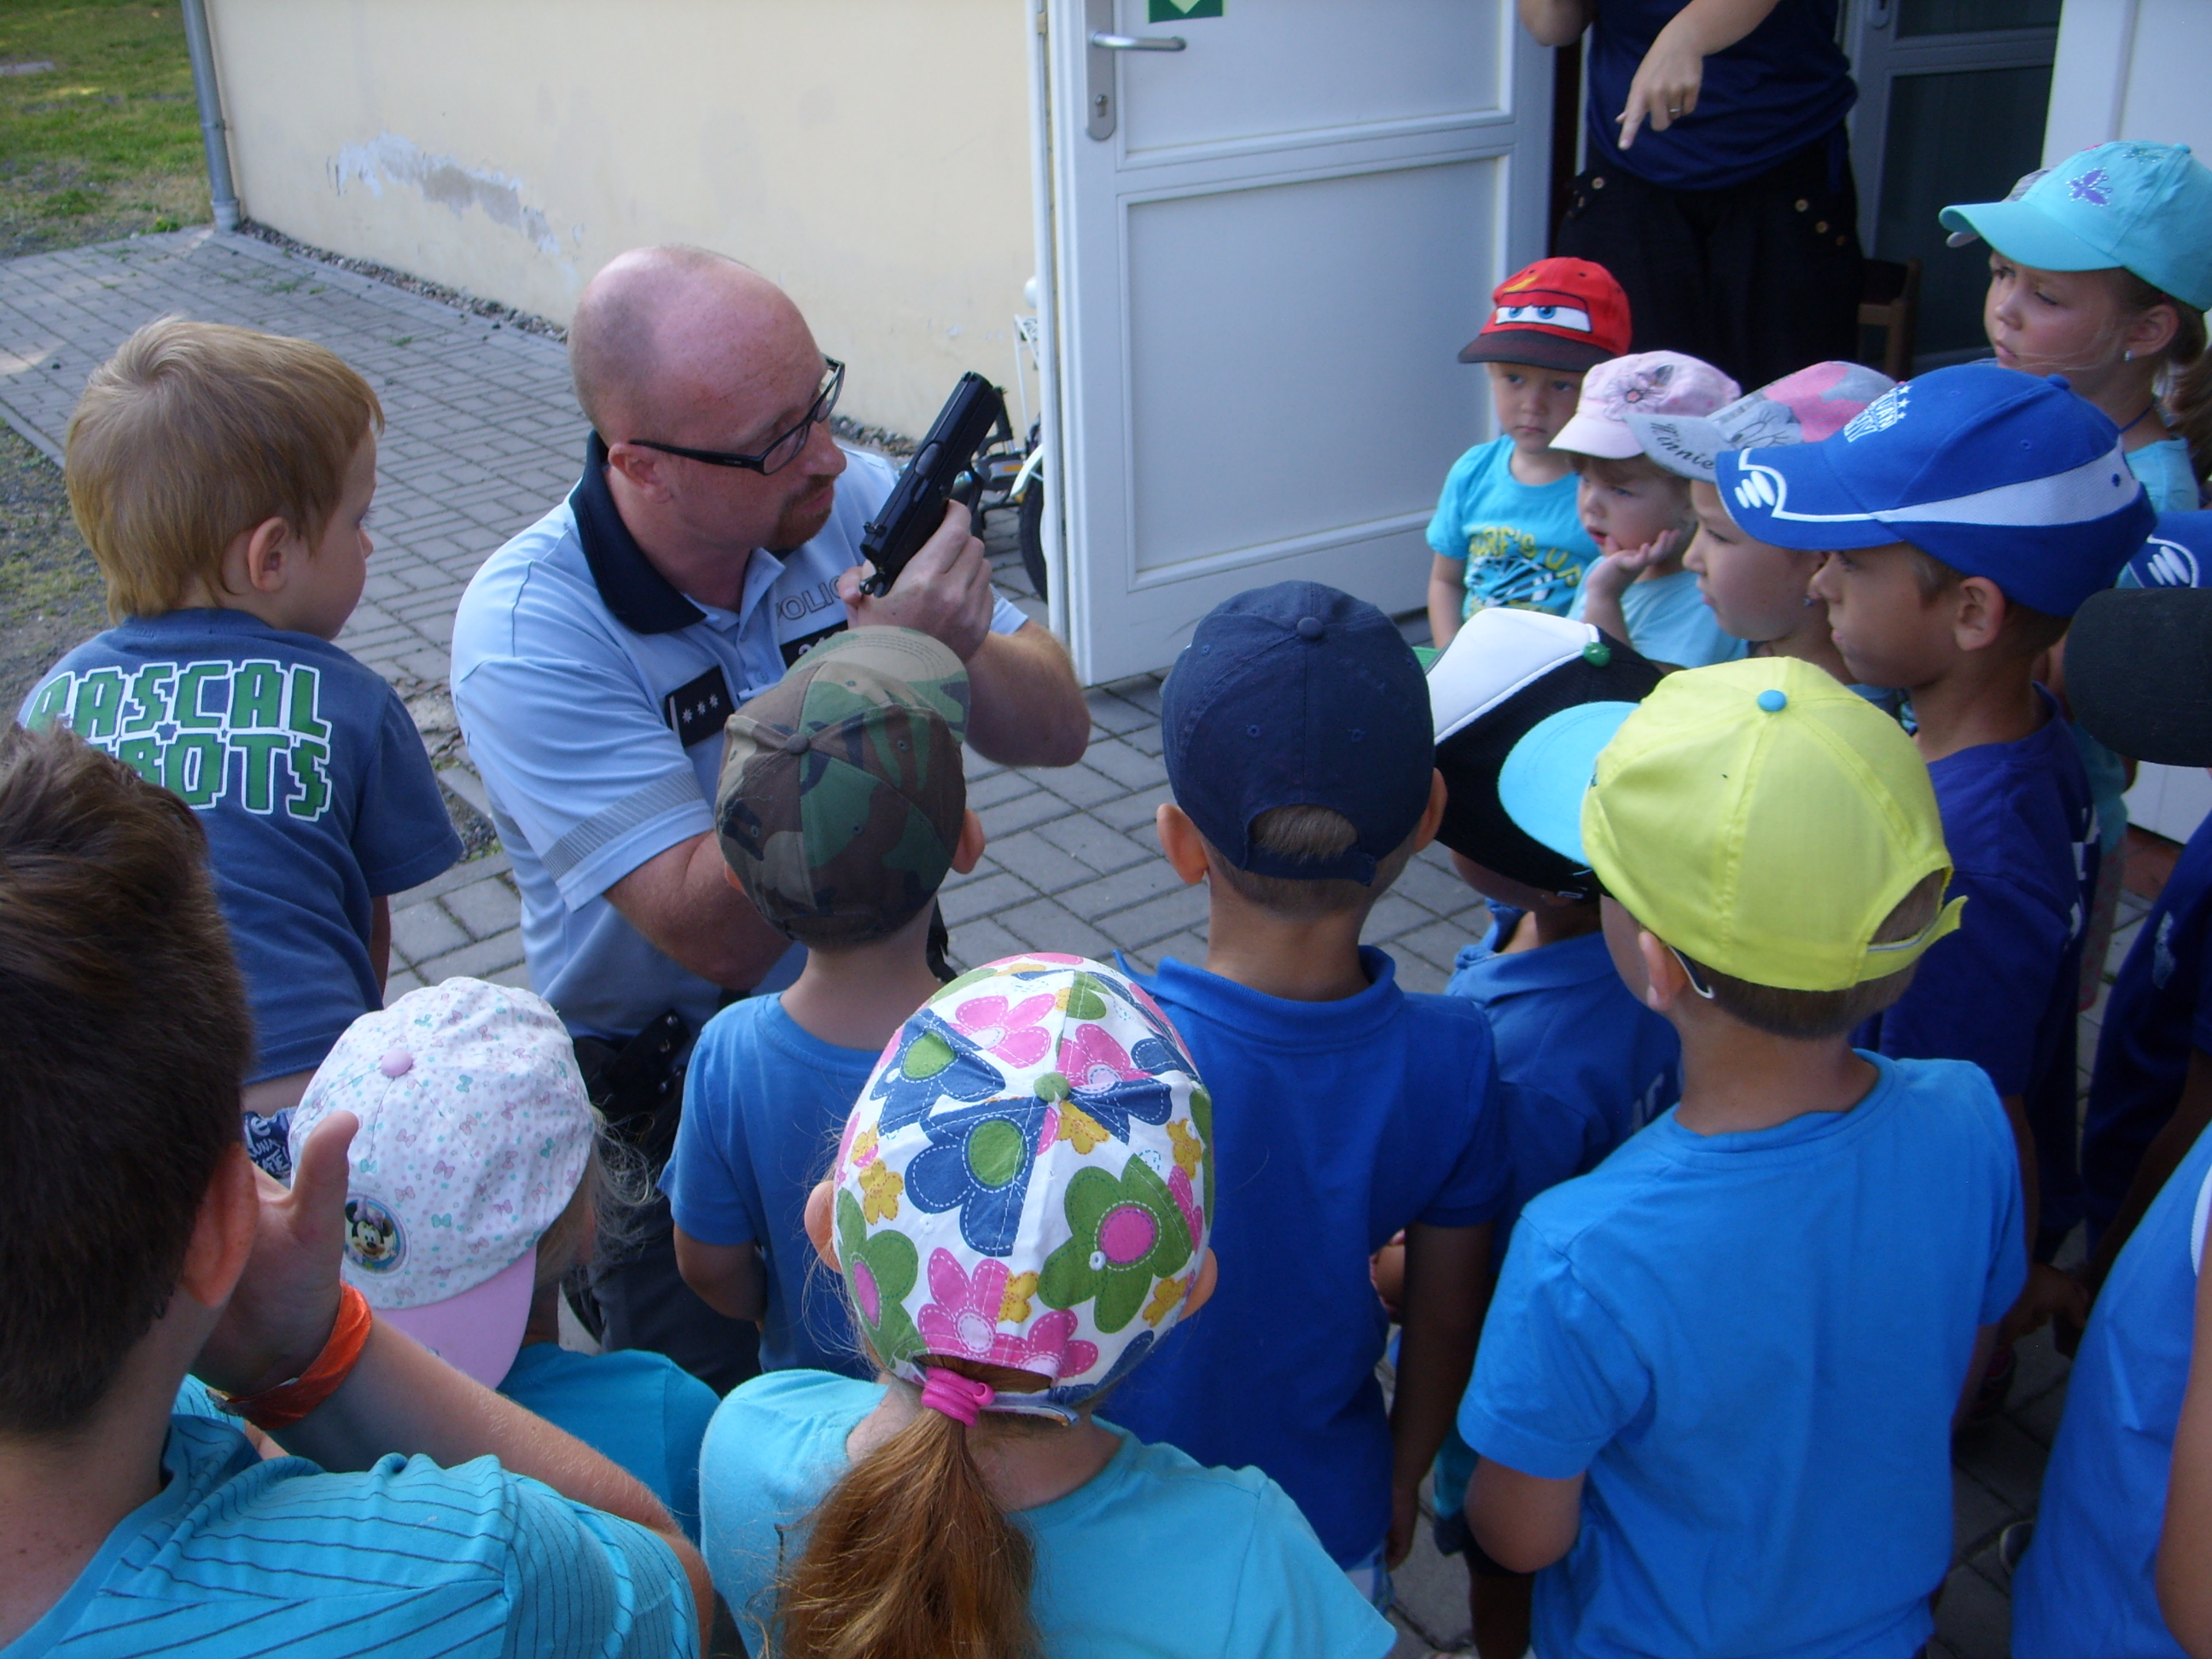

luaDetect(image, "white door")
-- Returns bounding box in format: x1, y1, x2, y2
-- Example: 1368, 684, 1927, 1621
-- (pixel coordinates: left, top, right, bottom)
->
1039, 0, 1553, 684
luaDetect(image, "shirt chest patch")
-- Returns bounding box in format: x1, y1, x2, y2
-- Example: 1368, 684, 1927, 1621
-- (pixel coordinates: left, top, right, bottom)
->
663, 666, 735, 748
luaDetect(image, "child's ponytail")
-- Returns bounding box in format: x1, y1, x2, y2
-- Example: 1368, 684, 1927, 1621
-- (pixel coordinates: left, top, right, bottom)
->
2163, 309, 2212, 500
777, 1365, 1040, 1659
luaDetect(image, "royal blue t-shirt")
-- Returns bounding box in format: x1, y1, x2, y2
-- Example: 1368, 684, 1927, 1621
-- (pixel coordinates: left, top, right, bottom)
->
1463, 1056, 2023, 1659
20, 611, 459, 1082
1861, 695, 2096, 1238
1105, 948, 1508, 1568
1426, 436, 1599, 617
2011, 1120, 2212, 1658
498, 1342, 719, 1542
2082, 812, 2212, 1243
661, 995, 877, 1377
1584, 0, 1855, 192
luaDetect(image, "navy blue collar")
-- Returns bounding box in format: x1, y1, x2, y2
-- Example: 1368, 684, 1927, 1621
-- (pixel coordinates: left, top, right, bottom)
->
568, 433, 707, 636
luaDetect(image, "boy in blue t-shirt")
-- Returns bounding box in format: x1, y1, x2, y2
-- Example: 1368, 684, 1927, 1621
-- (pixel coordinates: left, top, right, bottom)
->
19, 319, 459, 1169
1729, 364, 2158, 1387
1105, 582, 1507, 1601
663, 626, 985, 1378
1464, 657, 2023, 1659
1423, 603, 1680, 1657
1425, 259, 1629, 646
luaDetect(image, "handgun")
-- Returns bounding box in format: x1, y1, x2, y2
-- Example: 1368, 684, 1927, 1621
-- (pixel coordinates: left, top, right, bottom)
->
858, 372, 1010, 597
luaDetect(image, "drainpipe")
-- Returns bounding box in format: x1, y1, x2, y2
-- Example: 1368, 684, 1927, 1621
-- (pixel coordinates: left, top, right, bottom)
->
179, 0, 239, 231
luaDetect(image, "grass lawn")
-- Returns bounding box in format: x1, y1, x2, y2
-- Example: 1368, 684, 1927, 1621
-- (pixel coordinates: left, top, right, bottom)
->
0, 0, 208, 258
0, 423, 105, 710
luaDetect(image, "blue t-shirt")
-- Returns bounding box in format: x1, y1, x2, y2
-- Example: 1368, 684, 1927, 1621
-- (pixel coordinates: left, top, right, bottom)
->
1861, 695, 2096, 1236
2082, 812, 2212, 1243
2011, 1121, 2212, 1659
1426, 436, 1598, 617
2129, 438, 2201, 512
1104, 948, 1509, 1567
1585, 0, 1855, 192
498, 1341, 719, 1542
3, 1393, 696, 1658
661, 995, 877, 1376
20, 610, 459, 1083
1462, 1055, 2023, 1659
1569, 567, 1747, 668
700, 1370, 1394, 1659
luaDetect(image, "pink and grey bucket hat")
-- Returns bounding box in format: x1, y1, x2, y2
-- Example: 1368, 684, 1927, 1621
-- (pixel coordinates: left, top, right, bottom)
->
831, 953, 1213, 1422
1624, 360, 1899, 482
1551, 351, 1742, 460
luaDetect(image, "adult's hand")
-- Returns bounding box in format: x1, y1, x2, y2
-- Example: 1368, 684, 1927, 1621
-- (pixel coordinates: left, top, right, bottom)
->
194, 1111, 356, 1399
1617, 0, 1785, 149
838, 499, 994, 662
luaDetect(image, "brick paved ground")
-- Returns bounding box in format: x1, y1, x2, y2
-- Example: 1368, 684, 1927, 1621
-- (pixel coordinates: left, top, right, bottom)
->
0, 228, 2145, 1659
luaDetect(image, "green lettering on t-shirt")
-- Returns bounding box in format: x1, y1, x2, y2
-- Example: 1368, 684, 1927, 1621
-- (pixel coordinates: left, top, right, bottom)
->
123, 662, 177, 735
114, 734, 163, 785
287, 664, 330, 741
23, 674, 73, 733
71, 667, 126, 741
287, 736, 331, 821
162, 731, 225, 807
174, 662, 229, 731
230, 731, 291, 815
231, 659, 286, 731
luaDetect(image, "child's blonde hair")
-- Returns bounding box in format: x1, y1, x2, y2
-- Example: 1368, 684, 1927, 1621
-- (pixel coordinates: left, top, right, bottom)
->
64, 317, 383, 620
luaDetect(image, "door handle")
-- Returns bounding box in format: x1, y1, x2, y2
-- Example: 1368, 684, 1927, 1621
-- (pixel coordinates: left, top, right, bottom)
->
1090, 31, 1186, 49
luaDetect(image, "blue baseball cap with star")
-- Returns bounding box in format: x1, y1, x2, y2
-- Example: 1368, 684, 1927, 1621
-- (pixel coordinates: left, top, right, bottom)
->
1941, 142, 2212, 312
1714, 362, 2156, 618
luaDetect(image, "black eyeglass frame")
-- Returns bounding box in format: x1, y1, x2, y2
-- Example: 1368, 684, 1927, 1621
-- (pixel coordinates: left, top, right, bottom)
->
626, 358, 845, 475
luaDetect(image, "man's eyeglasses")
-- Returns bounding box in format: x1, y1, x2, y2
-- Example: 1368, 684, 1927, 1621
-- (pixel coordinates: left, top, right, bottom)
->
628, 359, 844, 476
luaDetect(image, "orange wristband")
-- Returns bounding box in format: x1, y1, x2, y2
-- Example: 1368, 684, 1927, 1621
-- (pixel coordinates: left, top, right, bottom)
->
220, 1284, 374, 1431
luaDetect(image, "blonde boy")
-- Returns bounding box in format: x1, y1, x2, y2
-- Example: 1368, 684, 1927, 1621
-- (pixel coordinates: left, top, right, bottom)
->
20, 318, 457, 1149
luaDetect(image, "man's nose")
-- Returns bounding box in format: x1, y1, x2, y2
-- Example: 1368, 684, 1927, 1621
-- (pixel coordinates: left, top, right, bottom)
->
803, 419, 847, 477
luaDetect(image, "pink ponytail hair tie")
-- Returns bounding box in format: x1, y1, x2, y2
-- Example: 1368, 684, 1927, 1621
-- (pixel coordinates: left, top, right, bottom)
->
919, 1367, 996, 1427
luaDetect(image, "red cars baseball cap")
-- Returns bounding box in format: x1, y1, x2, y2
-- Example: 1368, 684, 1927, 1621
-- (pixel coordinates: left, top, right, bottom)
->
1458, 258, 1633, 373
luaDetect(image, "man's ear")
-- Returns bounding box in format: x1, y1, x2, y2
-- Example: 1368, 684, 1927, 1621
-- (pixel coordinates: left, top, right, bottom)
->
1950, 575, 2009, 655
1155, 802, 1212, 887
805, 1179, 839, 1271
178, 1144, 259, 1314
1410, 769, 1448, 854
951, 807, 987, 876
602, 442, 678, 503
1634, 928, 1690, 1016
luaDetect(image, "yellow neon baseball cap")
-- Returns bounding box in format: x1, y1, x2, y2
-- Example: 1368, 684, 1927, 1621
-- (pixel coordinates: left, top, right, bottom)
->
1500, 657, 1963, 992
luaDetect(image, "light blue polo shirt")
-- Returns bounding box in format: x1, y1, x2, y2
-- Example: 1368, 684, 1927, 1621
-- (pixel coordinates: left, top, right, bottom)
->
450, 439, 1027, 1039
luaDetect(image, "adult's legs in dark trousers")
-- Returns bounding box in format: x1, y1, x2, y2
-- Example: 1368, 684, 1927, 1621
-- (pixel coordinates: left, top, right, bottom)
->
1555, 134, 1865, 390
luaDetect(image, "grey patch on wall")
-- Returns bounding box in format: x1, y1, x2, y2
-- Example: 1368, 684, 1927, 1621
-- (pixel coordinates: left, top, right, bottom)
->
329, 132, 566, 256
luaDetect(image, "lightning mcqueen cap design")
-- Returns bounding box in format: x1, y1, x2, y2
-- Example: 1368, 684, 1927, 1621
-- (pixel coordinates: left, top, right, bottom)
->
1458, 257, 1633, 373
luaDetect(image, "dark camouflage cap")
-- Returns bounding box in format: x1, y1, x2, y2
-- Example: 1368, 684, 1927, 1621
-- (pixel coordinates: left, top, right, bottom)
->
715, 627, 971, 946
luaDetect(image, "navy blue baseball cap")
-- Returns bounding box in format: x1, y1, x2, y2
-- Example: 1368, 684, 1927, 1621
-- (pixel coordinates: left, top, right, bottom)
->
1161, 582, 1432, 884
2123, 510, 2212, 591
1714, 362, 2156, 618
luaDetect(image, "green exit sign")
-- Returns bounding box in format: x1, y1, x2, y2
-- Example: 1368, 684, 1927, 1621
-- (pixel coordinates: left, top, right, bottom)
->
1149, 0, 1223, 18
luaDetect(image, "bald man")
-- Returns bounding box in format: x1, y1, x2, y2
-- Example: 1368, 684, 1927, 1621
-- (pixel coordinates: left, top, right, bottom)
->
451, 247, 1088, 1388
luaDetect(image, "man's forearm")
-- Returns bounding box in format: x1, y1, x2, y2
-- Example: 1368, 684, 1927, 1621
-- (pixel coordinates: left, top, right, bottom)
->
964, 624, 1091, 768
605, 831, 793, 991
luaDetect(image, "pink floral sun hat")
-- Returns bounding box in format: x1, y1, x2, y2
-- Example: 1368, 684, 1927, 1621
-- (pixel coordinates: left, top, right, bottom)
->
831, 953, 1213, 1422
1551, 350, 1742, 460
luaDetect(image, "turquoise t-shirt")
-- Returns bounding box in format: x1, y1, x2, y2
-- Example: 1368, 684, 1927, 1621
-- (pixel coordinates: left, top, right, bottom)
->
2129, 438, 2200, 511
1426, 435, 1598, 617
3, 1388, 696, 1658
498, 1342, 719, 1542
1569, 567, 1748, 668
700, 1370, 1394, 1659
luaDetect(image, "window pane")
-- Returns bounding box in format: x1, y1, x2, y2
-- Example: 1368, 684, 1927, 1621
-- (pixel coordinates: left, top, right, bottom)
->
1898, 0, 2062, 38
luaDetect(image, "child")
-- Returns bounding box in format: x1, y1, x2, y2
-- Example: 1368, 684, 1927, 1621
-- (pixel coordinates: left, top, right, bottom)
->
18, 318, 460, 1168
1463, 657, 2023, 1659
1424, 603, 1681, 1659
1942, 141, 2212, 511
287, 975, 720, 1539
1427, 258, 1632, 643
0, 725, 708, 1656
1102, 581, 1507, 1599
1730, 364, 2157, 1377
697, 954, 1394, 1659
662, 626, 986, 1378
1622, 359, 1897, 692
2010, 580, 2212, 1656
1553, 351, 1747, 669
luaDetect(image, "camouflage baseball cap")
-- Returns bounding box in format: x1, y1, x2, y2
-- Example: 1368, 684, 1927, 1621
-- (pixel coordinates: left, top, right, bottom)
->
716, 627, 971, 946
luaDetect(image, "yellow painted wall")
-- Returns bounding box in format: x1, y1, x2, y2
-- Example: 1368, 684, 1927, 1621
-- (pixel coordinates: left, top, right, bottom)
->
205, 0, 1035, 437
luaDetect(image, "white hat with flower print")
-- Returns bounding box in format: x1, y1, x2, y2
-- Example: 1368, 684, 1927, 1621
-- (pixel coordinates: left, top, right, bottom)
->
286, 977, 595, 1388
830, 953, 1214, 1423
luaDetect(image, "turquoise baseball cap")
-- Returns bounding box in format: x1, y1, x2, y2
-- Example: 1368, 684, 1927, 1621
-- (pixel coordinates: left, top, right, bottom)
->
1940, 142, 2212, 311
